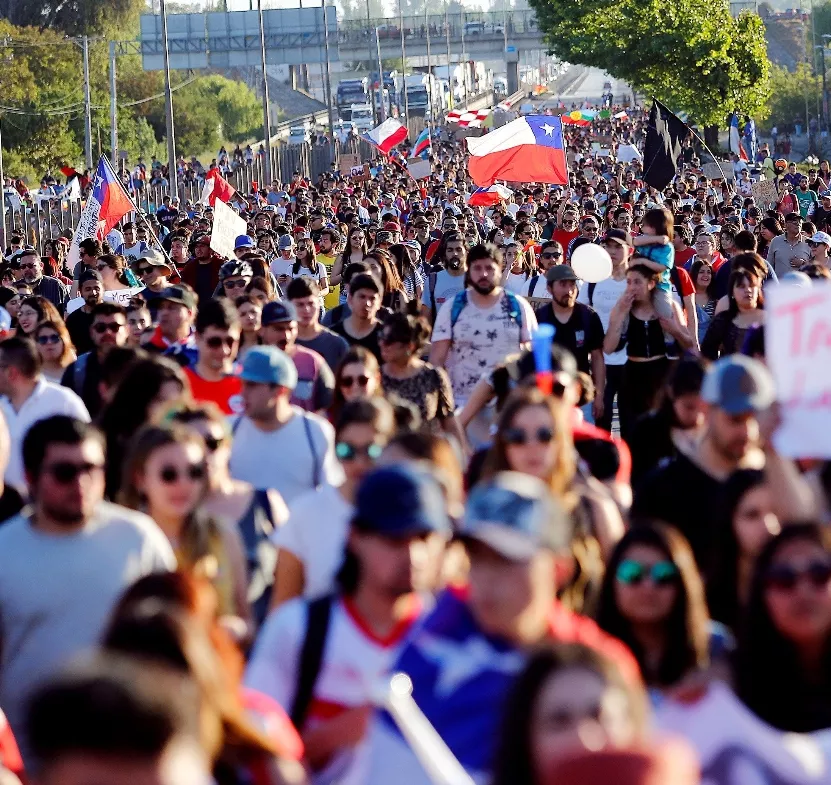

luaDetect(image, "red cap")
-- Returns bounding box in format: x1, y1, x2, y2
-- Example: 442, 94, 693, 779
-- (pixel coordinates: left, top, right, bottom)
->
383, 221, 400, 231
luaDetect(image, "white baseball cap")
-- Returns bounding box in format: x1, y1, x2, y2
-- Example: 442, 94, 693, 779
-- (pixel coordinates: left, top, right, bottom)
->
809, 231, 831, 247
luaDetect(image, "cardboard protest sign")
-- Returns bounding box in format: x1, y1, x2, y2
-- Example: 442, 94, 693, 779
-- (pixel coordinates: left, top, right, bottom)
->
407, 158, 432, 180
210, 199, 247, 260
339, 154, 359, 176
751, 178, 778, 206
767, 282, 831, 457
617, 144, 641, 163
703, 161, 734, 181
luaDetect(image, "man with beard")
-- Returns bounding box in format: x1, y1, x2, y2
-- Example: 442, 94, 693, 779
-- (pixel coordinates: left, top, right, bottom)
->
536, 265, 605, 423
64, 269, 103, 355
421, 231, 468, 323
0, 416, 174, 756
15, 249, 68, 313
246, 464, 448, 785
430, 244, 536, 437
632, 355, 773, 571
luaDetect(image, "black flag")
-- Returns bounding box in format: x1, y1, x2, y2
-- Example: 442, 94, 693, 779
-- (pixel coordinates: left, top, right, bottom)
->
642, 99, 689, 190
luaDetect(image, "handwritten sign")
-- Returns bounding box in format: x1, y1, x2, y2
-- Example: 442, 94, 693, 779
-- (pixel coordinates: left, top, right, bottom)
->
407, 158, 432, 180
767, 282, 831, 457
340, 154, 359, 176
210, 199, 247, 261
703, 161, 734, 181
751, 178, 778, 206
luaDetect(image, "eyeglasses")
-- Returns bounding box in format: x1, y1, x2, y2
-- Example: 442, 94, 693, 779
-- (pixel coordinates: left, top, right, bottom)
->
340, 374, 370, 388
36, 334, 61, 345
96, 263, 111, 272
541, 251, 562, 260
159, 463, 206, 484
224, 279, 247, 289
503, 426, 555, 446
616, 559, 679, 587
44, 461, 104, 484
137, 266, 154, 275
765, 560, 831, 592
19, 262, 37, 270
92, 322, 124, 334
204, 335, 237, 349
336, 441, 384, 461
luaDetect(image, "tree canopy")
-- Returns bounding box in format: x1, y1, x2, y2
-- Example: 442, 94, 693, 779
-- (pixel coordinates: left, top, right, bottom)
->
528, 0, 771, 126
0, 0, 144, 36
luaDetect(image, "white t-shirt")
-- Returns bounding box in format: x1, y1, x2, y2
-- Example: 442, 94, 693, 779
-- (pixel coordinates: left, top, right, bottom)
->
576, 275, 628, 366
420, 269, 466, 314
228, 409, 343, 504
433, 289, 537, 406
503, 271, 529, 295
270, 257, 296, 279
272, 483, 353, 600
1, 377, 90, 492
245, 594, 424, 785
0, 502, 175, 752
65, 286, 145, 315
521, 274, 551, 306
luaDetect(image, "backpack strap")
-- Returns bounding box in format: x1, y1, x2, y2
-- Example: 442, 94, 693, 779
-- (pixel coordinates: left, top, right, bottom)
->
231, 415, 244, 436
71, 352, 90, 397
504, 291, 523, 330
428, 272, 438, 322
289, 594, 334, 731
528, 274, 541, 298
301, 413, 322, 490
449, 288, 468, 333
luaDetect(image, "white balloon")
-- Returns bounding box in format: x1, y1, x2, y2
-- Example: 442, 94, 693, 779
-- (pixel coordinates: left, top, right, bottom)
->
570, 243, 612, 284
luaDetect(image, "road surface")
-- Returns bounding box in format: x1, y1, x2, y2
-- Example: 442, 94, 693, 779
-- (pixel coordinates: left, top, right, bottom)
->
545, 65, 632, 107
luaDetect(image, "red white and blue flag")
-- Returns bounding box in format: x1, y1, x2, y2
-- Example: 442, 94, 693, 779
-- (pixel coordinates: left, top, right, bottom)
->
362, 118, 408, 154
413, 127, 430, 158
67, 156, 134, 270
467, 184, 513, 206
730, 113, 749, 162
466, 115, 568, 187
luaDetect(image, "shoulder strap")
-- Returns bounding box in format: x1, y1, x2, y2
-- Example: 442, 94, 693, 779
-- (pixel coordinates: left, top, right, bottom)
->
529, 274, 541, 297
301, 413, 322, 490
73, 353, 90, 396
449, 288, 468, 332
231, 415, 244, 435
289, 594, 334, 731
428, 272, 438, 322
504, 291, 523, 329
588, 282, 596, 306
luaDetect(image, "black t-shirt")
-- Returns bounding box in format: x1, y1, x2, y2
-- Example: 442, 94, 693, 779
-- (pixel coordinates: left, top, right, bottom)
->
330, 319, 383, 362
65, 308, 95, 356
813, 206, 831, 232
534, 302, 604, 374
631, 451, 723, 572
194, 263, 216, 304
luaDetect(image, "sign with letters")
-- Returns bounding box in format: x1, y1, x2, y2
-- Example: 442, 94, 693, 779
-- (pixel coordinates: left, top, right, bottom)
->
210, 199, 247, 260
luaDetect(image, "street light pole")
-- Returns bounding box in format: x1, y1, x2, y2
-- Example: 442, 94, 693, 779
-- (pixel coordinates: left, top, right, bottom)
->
257, 0, 273, 184
322, 1, 336, 151
425, 3, 434, 130
159, 0, 178, 197
109, 41, 118, 167
82, 35, 93, 170
445, 6, 452, 109
366, 0, 378, 125
375, 27, 386, 122
399, 0, 409, 130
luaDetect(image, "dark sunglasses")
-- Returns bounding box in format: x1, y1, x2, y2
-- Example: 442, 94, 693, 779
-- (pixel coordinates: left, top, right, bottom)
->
96, 263, 111, 271
616, 559, 679, 587
765, 560, 831, 592
335, 441, 383, 461
340, 374, 369, 388
19, 262, 37, 270
201, 434, 225, 453
93, 322, 124, 334
159, 463, 206, 484
503, 426, 555, 446
45, 461, 103, 484
205, 335, 236, 349
36, 334, 61, 345
224, 279, 247, 289
137, 266, 154, 275
541, 251, 563, 260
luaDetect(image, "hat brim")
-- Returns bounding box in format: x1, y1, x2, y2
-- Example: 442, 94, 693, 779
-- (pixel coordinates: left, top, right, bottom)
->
458, 523, 538, 562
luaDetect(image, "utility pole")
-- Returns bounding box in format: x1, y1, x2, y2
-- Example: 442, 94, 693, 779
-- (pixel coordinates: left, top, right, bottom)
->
322, 1, 336, 150
257, 0, 273, 183
375, 27, 386, 122
82, 35, 93, 170
399, 0, 409, 130
109, 41, 118, 167
367, 0, 378, 125
460, 13, 467, 103
445, 7, 452, 109
159, 0, 178, 197
0, 118, 6, 249
425, 2, 434, 129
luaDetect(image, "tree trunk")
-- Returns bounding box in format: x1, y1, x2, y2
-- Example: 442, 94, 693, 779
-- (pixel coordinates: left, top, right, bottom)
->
704, 124, 719, 152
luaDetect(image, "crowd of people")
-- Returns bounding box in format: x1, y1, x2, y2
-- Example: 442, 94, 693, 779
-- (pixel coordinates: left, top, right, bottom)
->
0, 98, 829, 785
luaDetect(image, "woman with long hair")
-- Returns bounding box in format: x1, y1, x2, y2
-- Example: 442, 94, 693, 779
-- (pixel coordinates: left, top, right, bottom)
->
735, 524, 831, 731
291, 242, 329, 304
603, 264, 690, 442
756, 216, 782, 260
329, 347, 383, 425
331, 226, 367, 291
245, 275, 277, 306
256, 232, 278, 267
15, 295, 61, 337
96, 253, 141, 302
98, 355, 190, 498
235, 294, 262, 357
627, 356, 706, 484
596, 523, 714, 689
364, 249, 408, 313
389, 242, 424, 303
690, 258, 717, 346
701, 263, 765, 360
492, 643, 649, 785
707, 470, 781, 631
119, 424, 251, 627
501, 240, 533, 295
35, 319, 76, 383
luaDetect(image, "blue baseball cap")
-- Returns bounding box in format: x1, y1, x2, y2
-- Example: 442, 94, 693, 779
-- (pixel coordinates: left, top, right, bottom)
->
234, 234, 256, 250
237, 346, 297, 389
701, 355, 775, 415
353, 465, 450, 538
262, 300, 298, 325
459, 472, 570, 560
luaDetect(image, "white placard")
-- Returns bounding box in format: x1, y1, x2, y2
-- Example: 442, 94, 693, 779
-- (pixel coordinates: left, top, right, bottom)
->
65, 286, 145, 315
407, 158, 433, 180
617, 144, 642, 163
767, 282, 831, 457
210, 199, 247, 261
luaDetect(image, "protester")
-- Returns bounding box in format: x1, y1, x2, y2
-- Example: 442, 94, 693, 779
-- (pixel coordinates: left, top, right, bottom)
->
330, 273, 385, 361
64, 269, 104, 354
132, 248, 173, 317
34, 320, 75, 383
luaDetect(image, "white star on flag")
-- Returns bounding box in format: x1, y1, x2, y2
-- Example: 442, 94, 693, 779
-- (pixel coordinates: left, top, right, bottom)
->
541, 123, 555, 136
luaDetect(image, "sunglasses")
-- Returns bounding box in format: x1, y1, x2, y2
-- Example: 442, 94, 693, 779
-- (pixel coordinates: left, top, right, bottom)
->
137, 266, 154, 275
336, 441, 384, 461
205, 335, 236, 349
19, 262, 37, 270
616, 559, 679, 587
340, 374, 370, 389
45, 461, 103, 484
224, 279, 248, 289
93, 322, 124, 334
541, 251, 563, 260
36, 334, 61, 345
503, 426, 554, 446
765, 560, 831, 592
159, 463, 206, 484
201, 434, 225, 453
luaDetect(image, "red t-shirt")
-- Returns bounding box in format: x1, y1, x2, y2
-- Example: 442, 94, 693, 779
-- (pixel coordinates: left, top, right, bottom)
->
185, 367, 243, 415
552, 228, 579, 251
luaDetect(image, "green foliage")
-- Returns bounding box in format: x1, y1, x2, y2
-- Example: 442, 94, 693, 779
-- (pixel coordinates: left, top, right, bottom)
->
761, 63, 821, 130
1, 0, 145, 37
529, 0, 771, 126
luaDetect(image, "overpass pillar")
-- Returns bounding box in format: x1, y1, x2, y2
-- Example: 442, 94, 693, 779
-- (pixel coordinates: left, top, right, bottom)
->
506, 46, 519, 94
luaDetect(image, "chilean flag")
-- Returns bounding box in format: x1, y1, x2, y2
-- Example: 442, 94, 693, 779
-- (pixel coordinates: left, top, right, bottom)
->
200, 168, 236, 206
467, 184, 513, 206
362, 118, 408, 154
730, 113, 749, 162
467, 115, 568, 187
413, 127, 430, 158
66, 156, 134, 271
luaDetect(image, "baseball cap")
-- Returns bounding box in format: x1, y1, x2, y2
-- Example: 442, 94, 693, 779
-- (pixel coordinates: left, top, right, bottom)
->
158, 285, 197, 311
235, 235, 255, 250
261, 300, 298, 325
603, 228, 633, 247
402, 239, 421, 251
809, 231, 831, 247
278, 234, 295, 250
546, 265, 579, 283
237, 345, 297, 389
383, 221, 400, 231
78, 269, 103, 287
353, 465, 450, 538
700, 355, 775, 415
459, 472, 570, 560
133, 248, 172, 272
375, 230, 393, 244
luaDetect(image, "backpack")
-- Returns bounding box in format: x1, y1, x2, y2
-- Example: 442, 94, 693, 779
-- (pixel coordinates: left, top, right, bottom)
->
449, 289, 523, 338
527, 274, 544, 298
290, 594, 334, 731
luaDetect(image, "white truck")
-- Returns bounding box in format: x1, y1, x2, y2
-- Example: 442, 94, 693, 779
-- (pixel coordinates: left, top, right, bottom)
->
350, 103, 374, 132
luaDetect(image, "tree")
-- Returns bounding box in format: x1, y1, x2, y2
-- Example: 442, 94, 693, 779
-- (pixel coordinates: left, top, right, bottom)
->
762, 63, 819, 130
193, 75, 262, 142
529, 0, 771, 127
0, 0, 145, 36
